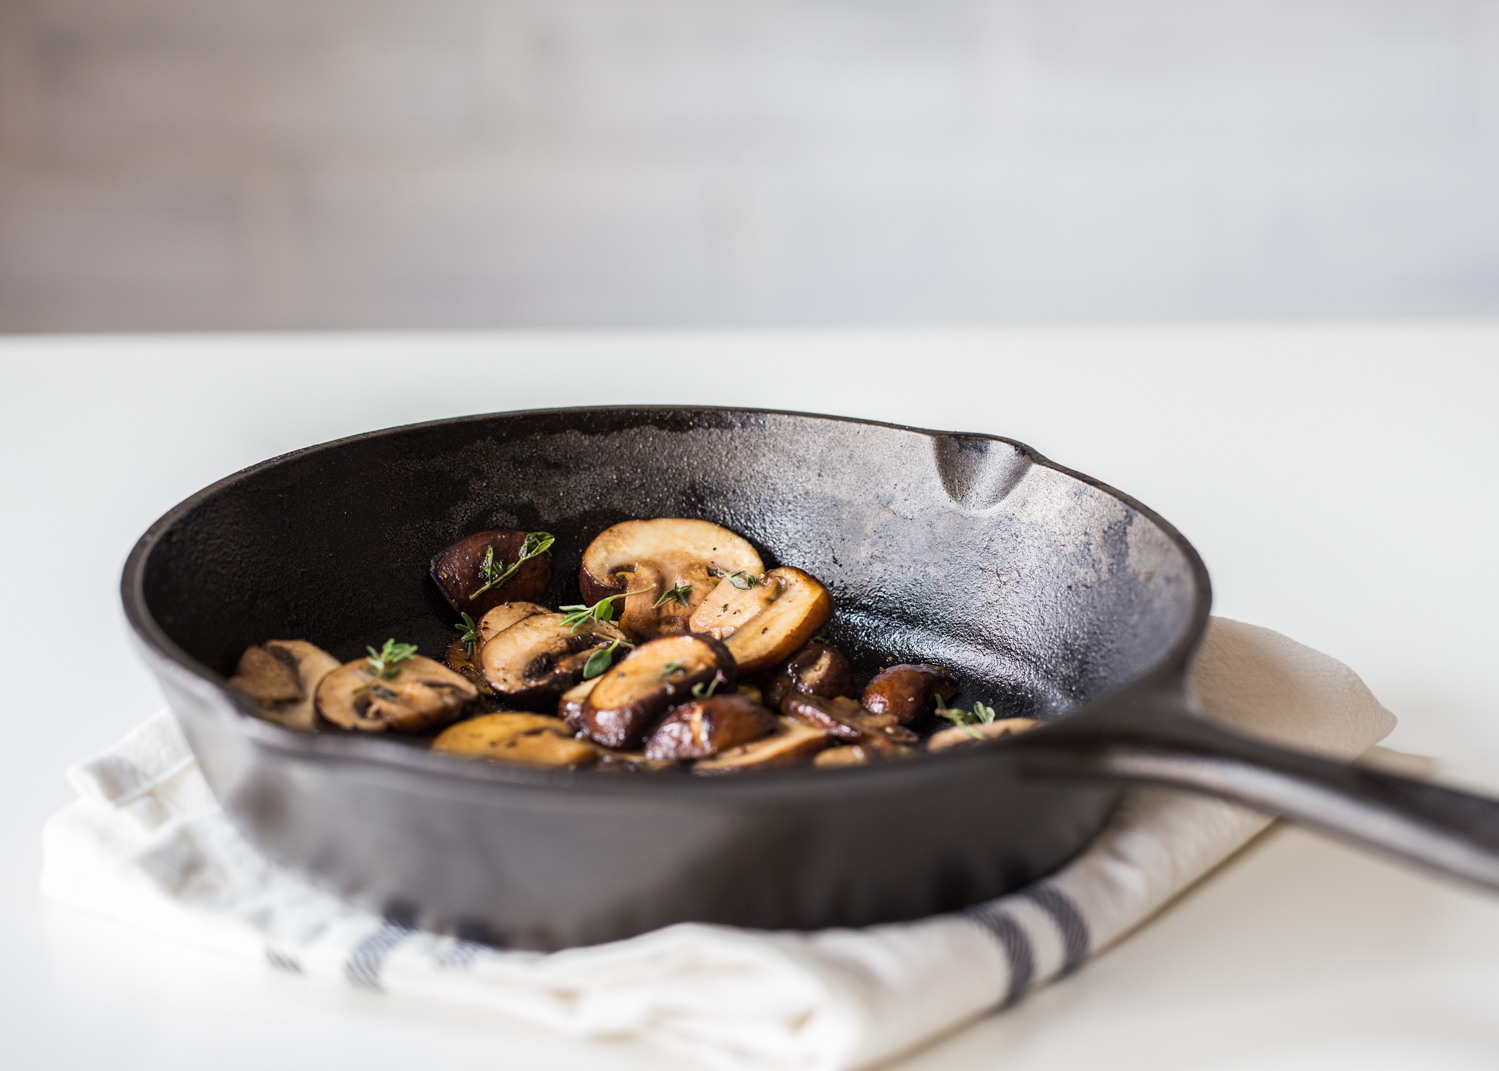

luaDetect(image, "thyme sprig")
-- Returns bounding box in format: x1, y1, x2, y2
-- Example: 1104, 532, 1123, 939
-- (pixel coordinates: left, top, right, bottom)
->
559, 587, 653, 632
937, 698, 997, 739
365, 639, 418, 681
471, 531, 555, 598
717, 569, 760, 590
692, 672, 726, 699
582, 637, 634, 680
453, 612, 481, 659
653, 583, 693, 609
659, 659, 686, 677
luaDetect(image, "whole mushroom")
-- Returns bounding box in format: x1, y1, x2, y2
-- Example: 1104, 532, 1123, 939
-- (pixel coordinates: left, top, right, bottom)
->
430, 530, 553, 618
860, 664, 958, 725
643, 694, 778, 761
764, 641, 857, 709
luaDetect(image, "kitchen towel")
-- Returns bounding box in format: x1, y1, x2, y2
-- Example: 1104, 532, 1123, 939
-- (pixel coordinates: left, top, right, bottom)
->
40, 617, 1397, 1071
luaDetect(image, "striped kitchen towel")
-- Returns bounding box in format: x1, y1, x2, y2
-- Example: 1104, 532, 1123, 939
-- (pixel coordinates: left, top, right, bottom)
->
40, 618, 1396, 1071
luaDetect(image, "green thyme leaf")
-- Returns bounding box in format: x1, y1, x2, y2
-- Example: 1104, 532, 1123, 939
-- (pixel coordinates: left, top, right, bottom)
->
659, 659, 686, 677
559, 586, 651, 632
691, 673, 724, 699
365, 638, 418, 681
471, 531, 556, 598
720, 569, 759, 590
936, 697, 999, 738
520, 530, 554, 559
582, 637, 631, 680
653, 583, 693, 609
453, 612, 480, 658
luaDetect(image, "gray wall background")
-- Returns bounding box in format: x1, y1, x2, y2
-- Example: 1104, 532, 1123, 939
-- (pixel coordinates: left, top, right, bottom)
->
1, 0, 1497, 330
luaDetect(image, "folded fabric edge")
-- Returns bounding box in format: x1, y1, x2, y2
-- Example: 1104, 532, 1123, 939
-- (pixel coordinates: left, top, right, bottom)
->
64, 709, 194, 806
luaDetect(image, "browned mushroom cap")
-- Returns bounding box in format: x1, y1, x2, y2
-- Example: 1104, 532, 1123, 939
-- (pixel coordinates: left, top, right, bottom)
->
780, 692, 919, 752
431, 713, 599, 767
927, 718, 1042, 752
479, 613, 626, 708
643, 694, 778, 760
430, 530, 553, 618
860, 664, 958, 725
688, 567, 833, 674
444, 636, 494, 697
228, 640, 340, 732
579, 519, 763, 641
764, 641, 856, 709
316, 654, 478, 733
693, 717, 831, 773
580, 633, 735, 749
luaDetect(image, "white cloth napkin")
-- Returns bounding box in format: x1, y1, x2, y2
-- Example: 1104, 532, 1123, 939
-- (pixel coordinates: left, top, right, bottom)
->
41, 618, 1396, 1071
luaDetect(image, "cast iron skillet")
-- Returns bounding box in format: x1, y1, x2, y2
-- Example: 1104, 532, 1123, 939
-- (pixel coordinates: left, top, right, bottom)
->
121, 407, 1499, 950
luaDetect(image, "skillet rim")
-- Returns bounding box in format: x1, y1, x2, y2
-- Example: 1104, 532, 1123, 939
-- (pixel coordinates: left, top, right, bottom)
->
119, 404, 1213, 796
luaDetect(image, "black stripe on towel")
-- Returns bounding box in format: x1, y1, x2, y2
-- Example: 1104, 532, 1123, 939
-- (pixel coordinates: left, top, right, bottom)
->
965, 903, 1035, 1008
344, 921, 413, 991
435, 939, 485, 970
1019, 885, 1091, 976
264, 946, 303, 974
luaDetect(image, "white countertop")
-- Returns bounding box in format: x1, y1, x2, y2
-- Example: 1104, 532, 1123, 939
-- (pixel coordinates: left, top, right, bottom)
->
4, 326, 1498, 1069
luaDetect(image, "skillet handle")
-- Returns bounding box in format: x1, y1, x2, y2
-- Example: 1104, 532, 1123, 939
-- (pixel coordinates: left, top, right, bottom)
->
1012, 696, 1499, 893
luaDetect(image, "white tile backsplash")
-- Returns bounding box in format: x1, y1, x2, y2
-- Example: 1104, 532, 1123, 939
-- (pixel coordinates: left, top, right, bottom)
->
1, 0, 1496, 328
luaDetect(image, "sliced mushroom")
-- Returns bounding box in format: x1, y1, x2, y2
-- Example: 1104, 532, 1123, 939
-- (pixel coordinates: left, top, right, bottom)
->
431, 714, 599, 767
927, 718, 1043, 752
688, 566, 833, 674
780, 692, 919, 752
693, 717, 831, 773
430, 530, 552, 617
444, 636, 494, 697
579, 519, 764, 641
643, 694, 778, 760
764, 641, 857, 709
860, 664, 958, 725
811, 735, 919, 766
228, 640, 341, 732
316, 654, 478, 733
592, 747, 682, 773
580, 633, 736, 749
479, 612, 626, 708
477, 601, 550, 645
557, 677, 599, 731
813, 745, 875, 768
